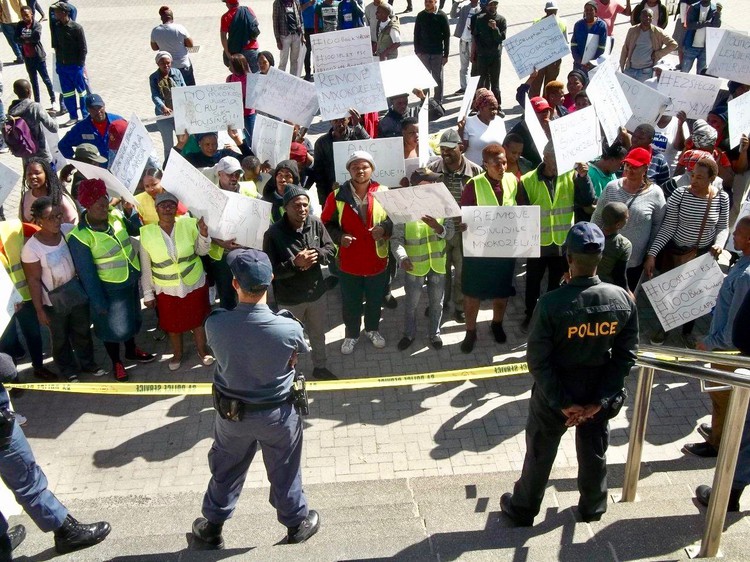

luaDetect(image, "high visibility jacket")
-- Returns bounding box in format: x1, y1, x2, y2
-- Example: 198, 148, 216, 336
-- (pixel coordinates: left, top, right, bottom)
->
334, 187, 389, 259
520, 169, 575, 246
140, 217, 203, 288
67, 209, 140, 283
0, 220, 30, 301
472, 172, 518, 206
403, 220, 446, 276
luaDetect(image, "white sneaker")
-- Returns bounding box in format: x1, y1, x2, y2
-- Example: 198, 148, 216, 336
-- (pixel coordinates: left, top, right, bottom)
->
341, 338, 358, 354
366, 331, 386, 348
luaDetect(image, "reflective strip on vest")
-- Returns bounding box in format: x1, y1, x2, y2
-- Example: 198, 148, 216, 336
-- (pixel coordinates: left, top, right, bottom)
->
334, 186, 390, 259
403, 220, 446, 276
139, 218, 203, 288
0, 220, 31, 301
519, 169, 575, 246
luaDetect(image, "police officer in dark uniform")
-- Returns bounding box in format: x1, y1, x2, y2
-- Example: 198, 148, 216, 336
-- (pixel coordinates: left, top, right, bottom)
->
191, 249, 320, 549
501, 222, 639, 526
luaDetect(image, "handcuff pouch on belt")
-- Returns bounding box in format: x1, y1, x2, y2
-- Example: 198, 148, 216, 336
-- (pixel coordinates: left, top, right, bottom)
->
212, 385, 244, 422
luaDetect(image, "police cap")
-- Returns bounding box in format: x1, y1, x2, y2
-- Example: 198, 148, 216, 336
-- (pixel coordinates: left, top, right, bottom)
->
227, 249, 273, 291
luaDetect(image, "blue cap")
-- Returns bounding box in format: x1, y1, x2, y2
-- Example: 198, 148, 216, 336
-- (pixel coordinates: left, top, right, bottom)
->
85, 93, 105, 108
227, 249, 273, 291
565, 222, 605, 255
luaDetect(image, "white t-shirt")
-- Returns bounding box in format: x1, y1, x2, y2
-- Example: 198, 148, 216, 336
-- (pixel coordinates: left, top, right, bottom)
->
692, 5, 710, 48
461, 5, 481, 42
652, 117, 690, 175
21, 231, 76, 307
462, 115, 507, 167
151, 23, 191, 69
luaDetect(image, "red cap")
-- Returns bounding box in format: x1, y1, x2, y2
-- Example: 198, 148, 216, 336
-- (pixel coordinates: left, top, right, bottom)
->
530, 96, 551, 113
622, 147, 652, 168
289, 142, 308, 166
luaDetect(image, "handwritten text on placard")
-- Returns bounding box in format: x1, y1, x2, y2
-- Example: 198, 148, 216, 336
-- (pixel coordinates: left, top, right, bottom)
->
462, 205, 541, 258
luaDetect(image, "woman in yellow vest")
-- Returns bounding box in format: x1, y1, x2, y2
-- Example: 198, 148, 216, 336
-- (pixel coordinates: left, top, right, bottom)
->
68, 179, 156, 382
460, 144, 518, 353
140, 192, 213, 371
134, 168, 188, 225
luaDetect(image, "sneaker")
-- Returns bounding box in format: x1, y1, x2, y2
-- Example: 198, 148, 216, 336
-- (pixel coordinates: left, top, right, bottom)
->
287, 510, 320, 544
168, 358, 182, 371
650, 328, 666, 346
397, 336, 414, 351
33, 366, 58, 381
682, 333, 698, 349
311, 367, 338, 380
366, 330, 386, 348
491, 321, 507, 343
430, 335, 443, 350
697, 423, 712, 441
67, 373, 80, 382
341, 338, 358, 355
0, 147, 8, 154
54, 515, 111, 554
202, 355, 216, 366
7, 524, 26, 552
520, 316, 531, 334
500, 493, 533, 527
113, 362, 128, 382
454, 88, 466, 95
453, 310, 465, 323
12, 58, 23, 65
61, 118, 79, 128
125, 347, 156, 363
461, 330, 477, 353
191, 517, 224, 550
682, 441, 718, 458
383, 294, 398, 309
55, 106, 68, 117
83, 365, 107, 377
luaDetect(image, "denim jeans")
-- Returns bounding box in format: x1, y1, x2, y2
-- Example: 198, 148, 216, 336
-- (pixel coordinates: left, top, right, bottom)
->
0, 23, 22, 60
623, 66, 653, 82
403, 270, 445, 339
682, 45, 707, 74
24, 57, 55, 104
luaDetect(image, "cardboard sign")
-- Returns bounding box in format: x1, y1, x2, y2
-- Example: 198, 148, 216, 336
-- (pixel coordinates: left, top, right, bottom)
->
71, 160, 138, 207
706, 29, 750, 84
728, 90, 750, 149
251, 114, 294, 168
42, 128, 68, 173
380, 56, 437, 98
642, 253, 725, 332
505, 16, 570, 79
549, 106, 602, 174
462, 205, 541, 258
220, 191, 272, 250
0, 266, 22, 336
332, 137, 405, 186
316, 62, 388, 121
457, 75, 480, 122
0, 162, 20, 209
109, 114, 154, 193
171, 83, 244, 135
245, 72, 264, 108
616, 71, 671, 130
524, 94, 549, 158
253, 67, 319, 127
373, 183, 461, 224
586, 58, 633, 145
310, 27, 375, 73
581, 33, 600, 65
658, 70, 722, 120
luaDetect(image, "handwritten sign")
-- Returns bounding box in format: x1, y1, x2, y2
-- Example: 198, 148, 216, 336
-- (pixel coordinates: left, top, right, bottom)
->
380, 56, 437, 98
418, 96, 429, 167
0, 162, 20, 208
706, 29, 750, 84
373, 183, 461, 224
251, 114, 293, 168
172, 83, 244, 135
245, 72, 264, 108
549, 106, 601, 174
42, 128, 67, 173
581, 33, 600, 65
220, 191, 272, 250
524, 94, 549, 158
457, 75, 480, 122
658, 70, 722, 120
333, 137, 405, 185
109, 115, 153, 193
253, 67, 319, 127
586, 58, 632, 145
0, 265, 22, 336
505, 16, 570, 79
311, 27, 374, 73
729, 90, 750, 149
316, 62, 388, 121
642, 253, 725, 332
616, 71, 671, 130
462, 206, 541, 258
71, 160, 138, 207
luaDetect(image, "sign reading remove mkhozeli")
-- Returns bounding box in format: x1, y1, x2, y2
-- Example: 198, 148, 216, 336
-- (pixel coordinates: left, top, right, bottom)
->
462, 205, 541, 258
315, 62, 388, 121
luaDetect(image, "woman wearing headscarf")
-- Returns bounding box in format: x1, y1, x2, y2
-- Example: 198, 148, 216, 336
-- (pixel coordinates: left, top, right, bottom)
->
562, 69, 588, 113
262, 160, 301, 223
149, 50, 187, 162
19, 157, 78, 225
458, 88, 507, 167
67, 179, 156, 382
676, 118, 735, 190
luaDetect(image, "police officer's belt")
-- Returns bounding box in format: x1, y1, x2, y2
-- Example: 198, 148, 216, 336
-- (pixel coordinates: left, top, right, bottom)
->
212, 385, 293, 422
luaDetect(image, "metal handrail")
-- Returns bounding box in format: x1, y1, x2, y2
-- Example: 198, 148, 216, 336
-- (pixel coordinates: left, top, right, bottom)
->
640, 344, 750, 371
637, 356, 750, 389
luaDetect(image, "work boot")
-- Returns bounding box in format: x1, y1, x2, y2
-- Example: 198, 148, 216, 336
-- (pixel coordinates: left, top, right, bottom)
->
287, 510, 320, 544
500, 493, 533, 527
191, 517, 224, 550
0, 524, 26, 557
54, 514, 111, 554
695, 485, 744, 512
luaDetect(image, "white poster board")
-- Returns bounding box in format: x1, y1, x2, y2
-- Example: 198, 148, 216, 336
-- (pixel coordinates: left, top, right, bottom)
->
245, 72, 264, 108
462, 206, 541, 258
253, 67, 319, 127
418, 96, 429, 167
457, 75, 480, 122
332, 137, 405, 185
728, 90, 750, 149
310, 27, 374, 72
220, 191, 272, 250
404, 157, 420, 184
171, 83, 244, 135
617, 71, 672, 131
505, 16, 569, 79
316, 62, 388, 121
42, 128, 68, 173
51, 52, 61, 94
0, 162, 20, 208
549, 106, 602, 174
251, 114, 294, 168
524, 94, 549, 158
586, 58, 633, 145
372, 183, 461, 223
581, 33, 600, 65
380, 56, 437, 98
706, 29, 750, 84
0, 266, 22, 336
70, 160, 138, 207
642, 253, 725, 332
109, 114, 154, 193
658, 70, 722, 120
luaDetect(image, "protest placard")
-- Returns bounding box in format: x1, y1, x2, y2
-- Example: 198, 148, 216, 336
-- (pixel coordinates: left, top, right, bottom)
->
616, 71, 671, 130
505, 16, 569, 79
457, 75, 480, 122
71, 160, 138, 207
404, 157, 420, 184
220, 191, 272, 250
706, 29, 750, 85
380, 56, 437, 98
0, 266, 22, 336
251, 114, 294, 168
642, 253, 725, 332
172, 83, 244, 135
0, 162, 20, 208
109, 115, 154, 193
581, 33, 600, 65
333, 137, 405, 185
316, 62, 388, 121
311, 27, 374, 73
373, 183, 461, 224
42, 128, 68, 172
253, 67, 319, 127
462, 206, 541, 258
549, 106, 601, 174
586, 58, 632, 144
418, 96, 429, 167
658, 70, 722, 120
245, 72, 264, 108
51, 53, 61, 94
524, 94, 549, 158
729, 90, 750, 149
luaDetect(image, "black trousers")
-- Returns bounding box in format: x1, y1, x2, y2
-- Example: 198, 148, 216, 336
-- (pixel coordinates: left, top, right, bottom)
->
511, 386, 610, 520
524, 255, 567, 319
474, 53, 501, 105
304, 27, 314, 77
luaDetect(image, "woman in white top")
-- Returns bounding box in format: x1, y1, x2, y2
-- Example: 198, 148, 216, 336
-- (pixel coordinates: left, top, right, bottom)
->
21, 196, 103, 381
458, 88, 507, 167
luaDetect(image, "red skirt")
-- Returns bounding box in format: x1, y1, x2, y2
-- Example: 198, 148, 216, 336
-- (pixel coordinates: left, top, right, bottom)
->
155, 283, 211, 333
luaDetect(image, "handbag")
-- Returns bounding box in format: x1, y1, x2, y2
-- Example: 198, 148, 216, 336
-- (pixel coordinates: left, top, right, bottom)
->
42, 276, 89, 317
655, 188, 714, 272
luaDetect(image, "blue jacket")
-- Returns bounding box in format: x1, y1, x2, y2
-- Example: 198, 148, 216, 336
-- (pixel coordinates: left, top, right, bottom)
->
58, 112, 124, 165
683, 1, 720, 49
149, 67, 186, 116
571, 18, 607, 64
337, 0, 364, 30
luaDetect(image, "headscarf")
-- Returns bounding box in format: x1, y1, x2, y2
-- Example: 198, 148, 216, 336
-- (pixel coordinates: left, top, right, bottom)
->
691, 119, 718, 150
473, 88, 498, 112
77, 179, 108, 209
568, 69, 589, 88
155, 50, 172, 64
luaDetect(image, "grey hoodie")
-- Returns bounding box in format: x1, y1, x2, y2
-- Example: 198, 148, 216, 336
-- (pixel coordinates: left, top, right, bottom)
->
8, 97, 58, 163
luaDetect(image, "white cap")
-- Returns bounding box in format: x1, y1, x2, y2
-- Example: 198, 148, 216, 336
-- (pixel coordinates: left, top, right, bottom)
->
215, 156, 242, 175
544, 0, 559, 10
346, 150, 376, 171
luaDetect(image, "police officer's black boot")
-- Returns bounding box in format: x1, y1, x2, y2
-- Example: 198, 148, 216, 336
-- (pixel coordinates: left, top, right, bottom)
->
287, 510, 320, 544
696, 485, 744, 512
53, 514, 111, 554
191, 518, 224, 550
0, 524, 26, 559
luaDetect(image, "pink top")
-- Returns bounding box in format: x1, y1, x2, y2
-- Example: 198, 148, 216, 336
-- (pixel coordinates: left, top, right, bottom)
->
227, 73, 255, 117
595, 0, 626, 36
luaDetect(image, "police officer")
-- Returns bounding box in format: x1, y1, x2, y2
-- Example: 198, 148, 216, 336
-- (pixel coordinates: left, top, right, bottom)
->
500, 222, 639, 526
191, 249, 320, 549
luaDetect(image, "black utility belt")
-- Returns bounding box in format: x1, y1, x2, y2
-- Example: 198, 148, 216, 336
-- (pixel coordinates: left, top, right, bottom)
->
212, 385, 291, 422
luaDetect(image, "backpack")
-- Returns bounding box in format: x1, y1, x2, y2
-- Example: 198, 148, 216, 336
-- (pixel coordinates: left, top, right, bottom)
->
2, 116, 37, 158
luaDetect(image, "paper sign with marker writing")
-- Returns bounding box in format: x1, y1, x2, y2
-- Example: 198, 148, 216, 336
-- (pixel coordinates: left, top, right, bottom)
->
549, 106, 601, 174
658, 70, 722, 120
71, 160, 138, 207
729, 90, 750, 149
524, 94, 548, 158
462, 205, 541, 258
0, 266, 22, 336
642, 253, 724, 332
251, 114, 293, 168
418, 97, 429, 167
457, 75, 480, 122
380, 56, 437, 98
586, 58, 632, 145
333, 137, 405, 185
581, 33, 600, 65
505, 16, 569, 79
0, 162, 20, 208
109, 115, 154, 193
706, 29, 750, 84
616, 71, 671, 130
245, 72, 264, 108
42, 128, 68, 173
253, 67, 319, 127
373, 183, 461, 224
311, 27, 374, 72
218, 191, 272, 250
172, 83, 244, 135
316, 62, 388, 121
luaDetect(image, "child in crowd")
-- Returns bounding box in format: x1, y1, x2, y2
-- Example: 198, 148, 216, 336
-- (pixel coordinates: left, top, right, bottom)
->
598, 201, 633, 295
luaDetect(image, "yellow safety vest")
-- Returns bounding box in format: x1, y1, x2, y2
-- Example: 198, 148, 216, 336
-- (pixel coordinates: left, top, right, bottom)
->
140, 217, 203, 288
403, 220, 446, 276
0, 220, 30, 301
472, 173, 518, 206
334, 186, 390, 259
67, 209, 140, 283
520, 169, 575, 246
